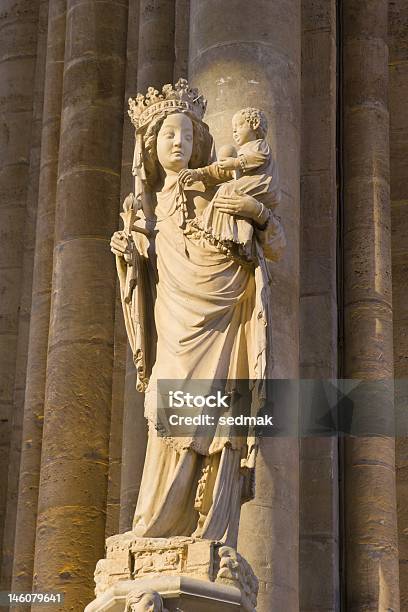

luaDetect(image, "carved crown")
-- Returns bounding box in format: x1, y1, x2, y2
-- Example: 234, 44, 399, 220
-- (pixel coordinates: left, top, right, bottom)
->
128, 79, 207, 129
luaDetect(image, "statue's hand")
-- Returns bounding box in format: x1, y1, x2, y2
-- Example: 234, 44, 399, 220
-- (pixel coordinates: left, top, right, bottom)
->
213, 189, 262, 221
110, 230, 131, 261
217, 156, 239, 171
178, 168, 200, 187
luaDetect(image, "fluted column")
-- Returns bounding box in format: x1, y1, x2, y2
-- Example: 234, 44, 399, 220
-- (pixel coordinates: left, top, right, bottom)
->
0, 0, 49, 591
0, 0, 40, 575
389, 1, 408, 609
189, 2, 301, 610
342, 1, 400, 608
11, 2, 67, 595
31, 1, 129, 609
299, 2, 339, 609
119, 0, 175, 531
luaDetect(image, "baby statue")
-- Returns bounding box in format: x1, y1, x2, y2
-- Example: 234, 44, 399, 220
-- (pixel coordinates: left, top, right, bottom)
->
179, 107, 279, 261
125, 589, 168, 612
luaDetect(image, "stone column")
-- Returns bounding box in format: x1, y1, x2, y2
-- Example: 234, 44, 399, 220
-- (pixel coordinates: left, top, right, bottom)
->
105, 0, 140, 541
10, 0, 67, 596
119, 0, 175, 531
0, 0, 49, 591
173, 0, 190, 81
137, 0, 175, 91
119, 348, 147, 532
389, 1, 408, 609
189, 2, 301, 610
299, 1, 339, 610
342, 0, 400, 608
121, 0, 140, 200
105, 292, 127, 539
0, 0, 40, 576
30, 1, 129, 609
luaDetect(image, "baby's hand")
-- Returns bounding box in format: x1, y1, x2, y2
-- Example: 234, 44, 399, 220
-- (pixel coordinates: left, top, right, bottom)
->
178, 168, 200, 187
217, 157, 240, 171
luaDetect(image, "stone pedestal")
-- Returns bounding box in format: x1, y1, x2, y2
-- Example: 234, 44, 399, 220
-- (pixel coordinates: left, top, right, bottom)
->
85, 533, 258, 612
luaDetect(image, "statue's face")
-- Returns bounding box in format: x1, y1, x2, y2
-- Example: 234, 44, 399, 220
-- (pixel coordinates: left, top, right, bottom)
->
129, 592, 161, 611
157, 113, 194, 172
232, 112, 257, 146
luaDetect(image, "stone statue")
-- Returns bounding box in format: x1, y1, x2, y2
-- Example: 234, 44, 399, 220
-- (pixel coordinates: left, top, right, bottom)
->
110, 79, 285, 547
125, 589, 168, 612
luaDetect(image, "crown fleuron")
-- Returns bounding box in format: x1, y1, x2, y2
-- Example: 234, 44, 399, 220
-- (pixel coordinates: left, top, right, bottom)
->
128, 79, 207, 129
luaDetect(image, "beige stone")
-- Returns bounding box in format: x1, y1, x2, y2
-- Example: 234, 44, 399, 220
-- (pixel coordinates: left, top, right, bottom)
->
11, 1, 67, 596
342, 0, 400, 608
119, 0, 175, 532
2, 2, 408, 610
119, 348, 147, 534
137, 0, 175, 91
187, 2, 301, 610
390, 1, 408, 609
106, 79, 290, 612
86, 534, 257, 612
30, 1, 129, 610
0, 0, 49, 591
0, 0, 40, 579
111, 82, 285, 551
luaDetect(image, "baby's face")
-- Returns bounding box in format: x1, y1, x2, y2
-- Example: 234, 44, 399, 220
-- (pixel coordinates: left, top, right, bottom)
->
232, 113, 257, 146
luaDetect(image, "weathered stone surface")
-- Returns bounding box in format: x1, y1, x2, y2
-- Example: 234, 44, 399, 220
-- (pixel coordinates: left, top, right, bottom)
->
86, 534, 258, 612
87, 576, 246, 612
1, 2, 408, 610
10, 1, 67, 595
119, 0, 175, 534
137, 0, 175, 91
299, 7, 338, 606
30, 1, 129, 610
390, 1, 408, 609
173, 0, 189, 82
343, 1, 400, 609
0, 0, 48, 591
188, 2, 300, 610
105, 287, 127, 540
0, 0, 40, 584
119, 349, 146, 534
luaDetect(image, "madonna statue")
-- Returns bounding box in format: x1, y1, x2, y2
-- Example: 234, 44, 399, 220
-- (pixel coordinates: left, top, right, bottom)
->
110, 79, 285, 548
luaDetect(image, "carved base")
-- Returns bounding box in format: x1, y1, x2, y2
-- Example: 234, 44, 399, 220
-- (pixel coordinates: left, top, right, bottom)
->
85, 532, 258, 612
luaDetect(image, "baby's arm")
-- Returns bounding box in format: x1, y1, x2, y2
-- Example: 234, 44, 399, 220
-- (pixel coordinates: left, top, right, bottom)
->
237, 140, 270, 173
179, 162, 233, 187
217, 157, 241, 171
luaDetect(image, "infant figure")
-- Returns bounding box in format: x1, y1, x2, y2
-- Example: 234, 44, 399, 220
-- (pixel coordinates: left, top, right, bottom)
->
180, 107, 280, 262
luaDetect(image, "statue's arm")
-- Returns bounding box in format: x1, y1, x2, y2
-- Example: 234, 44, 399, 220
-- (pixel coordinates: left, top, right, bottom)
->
179, 164, 233, 188
110, 224, 156, 392
200, 162, 233, 184
110, 230, 132, 261
209, 187, 286, 260
237, 149, 268, 173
